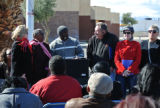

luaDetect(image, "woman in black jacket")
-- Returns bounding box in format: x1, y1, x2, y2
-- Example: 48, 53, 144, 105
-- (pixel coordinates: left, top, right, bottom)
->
10, 25, 33, 84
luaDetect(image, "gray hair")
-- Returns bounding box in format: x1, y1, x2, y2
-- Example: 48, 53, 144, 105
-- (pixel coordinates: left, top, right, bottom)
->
96, 22, 108, 32
149, 25, 159, 33
11, 25, 28, 40
33, 29, 44, 38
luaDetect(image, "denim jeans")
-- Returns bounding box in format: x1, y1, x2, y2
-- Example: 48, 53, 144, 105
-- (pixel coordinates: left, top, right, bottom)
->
110, 69, 116, 81
116, 74, 137, 97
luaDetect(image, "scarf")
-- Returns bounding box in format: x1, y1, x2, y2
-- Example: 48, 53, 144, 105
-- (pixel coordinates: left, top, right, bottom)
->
30, 40, 52, 59
17, 38, 32, 54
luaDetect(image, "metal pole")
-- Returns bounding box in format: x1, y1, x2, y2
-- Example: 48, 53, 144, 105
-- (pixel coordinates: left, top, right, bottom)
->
26, 0, 34, 41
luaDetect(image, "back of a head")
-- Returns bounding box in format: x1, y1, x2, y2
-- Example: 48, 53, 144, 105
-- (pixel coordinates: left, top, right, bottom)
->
3, 76, 28, 90
92, 61, 110, 75
115, 94, 156, 108
137, 64, 160, 99
88, 73, 113, 95
49, 55, 66, 75
11, 25, 28, 40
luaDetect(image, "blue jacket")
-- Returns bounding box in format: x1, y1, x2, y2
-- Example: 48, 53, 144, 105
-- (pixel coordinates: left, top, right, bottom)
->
0, 88, 43, 108
50, 37, 84, 59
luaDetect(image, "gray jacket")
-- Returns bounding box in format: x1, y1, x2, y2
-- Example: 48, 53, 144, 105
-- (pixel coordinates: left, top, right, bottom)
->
0, 88, 43, 108
50, 37, 84, 59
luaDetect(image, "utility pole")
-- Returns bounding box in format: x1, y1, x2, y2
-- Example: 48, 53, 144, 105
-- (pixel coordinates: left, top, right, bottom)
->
26, 0, 34, 41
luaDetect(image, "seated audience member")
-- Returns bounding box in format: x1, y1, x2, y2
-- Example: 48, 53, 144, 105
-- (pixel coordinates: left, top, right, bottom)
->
114, 93, 156, 108
0, 48, 11, 92
50, 25, 84, 59
132, 64, 160, 101
89, 61, 123, 100
90, 61, 110, 76
0, 64, 5, 92
30, 29, 51, 85
0, 48, 11, 73
65, 73, 115, 108
0, 77, 43, 108
30, 55, 82, 104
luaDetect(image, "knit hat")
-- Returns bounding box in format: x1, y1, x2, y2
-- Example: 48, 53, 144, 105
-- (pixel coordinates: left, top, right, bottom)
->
57, 25, 68, 36
88, 73, 113, 95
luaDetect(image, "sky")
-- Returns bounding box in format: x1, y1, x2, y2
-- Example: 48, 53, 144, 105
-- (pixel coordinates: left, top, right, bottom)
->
91, 0, 160, 19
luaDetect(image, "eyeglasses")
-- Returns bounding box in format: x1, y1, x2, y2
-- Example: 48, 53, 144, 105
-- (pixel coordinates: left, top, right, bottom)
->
123, 32, 131, 34
148, 30, 157, 34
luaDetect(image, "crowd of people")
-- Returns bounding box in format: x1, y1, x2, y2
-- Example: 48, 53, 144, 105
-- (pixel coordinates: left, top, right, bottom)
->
0, 22, 160, 108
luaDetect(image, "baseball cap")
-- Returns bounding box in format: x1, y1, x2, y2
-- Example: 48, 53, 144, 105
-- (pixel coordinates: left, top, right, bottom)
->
88, 73, 113, 95
123, 26, 134, 34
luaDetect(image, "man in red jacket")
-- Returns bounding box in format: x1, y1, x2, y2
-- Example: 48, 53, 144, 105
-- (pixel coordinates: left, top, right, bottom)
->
30, 55, 82, 104
65, 73, 115, 108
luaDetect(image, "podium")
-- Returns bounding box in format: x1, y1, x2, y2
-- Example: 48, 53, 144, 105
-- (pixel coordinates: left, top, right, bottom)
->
65, 58, 89, 85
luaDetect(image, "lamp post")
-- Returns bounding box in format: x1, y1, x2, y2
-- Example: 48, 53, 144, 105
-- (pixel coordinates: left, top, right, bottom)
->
26, 0, 34, 41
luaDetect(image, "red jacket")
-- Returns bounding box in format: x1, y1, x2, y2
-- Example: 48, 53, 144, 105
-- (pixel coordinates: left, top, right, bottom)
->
30, 75, 82, 104
114, 40, 141, 75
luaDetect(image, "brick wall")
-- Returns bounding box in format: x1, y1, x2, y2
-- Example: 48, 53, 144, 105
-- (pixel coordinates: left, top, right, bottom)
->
35, 11, 79, 43
79, 16, 92, 40
110, 23, 120, 37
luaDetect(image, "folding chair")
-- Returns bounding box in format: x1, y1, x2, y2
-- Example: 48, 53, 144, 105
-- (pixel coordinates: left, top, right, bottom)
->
43, 102, 66, 108
112, 100, 121, 104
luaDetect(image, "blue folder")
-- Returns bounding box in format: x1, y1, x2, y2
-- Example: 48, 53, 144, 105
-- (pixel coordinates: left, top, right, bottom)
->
122, 60, 133, 69
122, 60, 134, 75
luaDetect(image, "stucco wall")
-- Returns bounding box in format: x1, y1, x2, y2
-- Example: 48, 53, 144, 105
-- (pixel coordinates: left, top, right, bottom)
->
110, 12, 120, 24
54, 0, 79, 11
90, 6, 110, 21
79, 0, 90, 16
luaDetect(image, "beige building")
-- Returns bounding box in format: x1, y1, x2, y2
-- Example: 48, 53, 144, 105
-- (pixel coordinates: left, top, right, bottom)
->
90, 6, 120, 38
37, 0, 120, 41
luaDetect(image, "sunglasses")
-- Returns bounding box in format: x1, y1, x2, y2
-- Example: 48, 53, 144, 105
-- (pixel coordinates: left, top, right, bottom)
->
148, 30, 157, 34
123, 32, 131, 34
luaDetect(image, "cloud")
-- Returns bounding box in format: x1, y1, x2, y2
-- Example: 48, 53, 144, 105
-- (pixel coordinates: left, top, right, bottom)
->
91, 0, 160, 18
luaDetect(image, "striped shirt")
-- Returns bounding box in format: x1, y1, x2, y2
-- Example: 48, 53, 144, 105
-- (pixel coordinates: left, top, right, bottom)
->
50, 37, 84, 59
